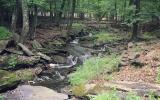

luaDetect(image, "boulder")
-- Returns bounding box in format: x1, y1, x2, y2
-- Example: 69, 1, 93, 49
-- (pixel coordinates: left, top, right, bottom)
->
4, 85, 68, 100
128, 42, 134, 48
0, 69, 34, 92
0, 40, 9, 52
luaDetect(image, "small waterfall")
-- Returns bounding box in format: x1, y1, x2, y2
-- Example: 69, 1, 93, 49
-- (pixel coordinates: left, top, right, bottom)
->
70, 38, 79, 44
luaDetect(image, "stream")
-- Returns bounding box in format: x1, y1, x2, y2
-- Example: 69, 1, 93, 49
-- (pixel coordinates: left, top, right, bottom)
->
33, 38, 92, 93
2, 33, 107, 100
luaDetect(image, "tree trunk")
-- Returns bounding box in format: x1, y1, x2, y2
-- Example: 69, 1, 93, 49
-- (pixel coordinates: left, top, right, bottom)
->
29, 5, 38, 40
0, 8, 4, 26
79, 13, 85, 20
114, 0, 117, 22
131, 0, 140, 40
20, 0, 29, 43
50, 0, 53, 22
67, 0, 76, 33
11, 9, 17, 33
56, 0, 66, 26
122, 0, 127, 22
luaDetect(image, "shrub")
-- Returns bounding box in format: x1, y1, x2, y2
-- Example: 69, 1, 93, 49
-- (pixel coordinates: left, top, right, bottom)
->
93, 31, 122, 43
72, 23, 86, 31
0, 26, 12, 40
69, 54, 120, 85
7, 55, 18, 68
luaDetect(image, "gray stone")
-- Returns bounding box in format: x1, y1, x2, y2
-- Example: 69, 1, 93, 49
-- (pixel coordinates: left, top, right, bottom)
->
0, 40, 9, 52
4, 85, 68, 100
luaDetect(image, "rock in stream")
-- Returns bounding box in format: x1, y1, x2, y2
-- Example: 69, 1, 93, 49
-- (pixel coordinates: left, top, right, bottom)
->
3, 85, 68, 100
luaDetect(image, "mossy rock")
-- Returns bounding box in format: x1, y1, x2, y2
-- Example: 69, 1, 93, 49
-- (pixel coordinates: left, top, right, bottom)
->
0, 69, 34, 92
0, 40, 9, 51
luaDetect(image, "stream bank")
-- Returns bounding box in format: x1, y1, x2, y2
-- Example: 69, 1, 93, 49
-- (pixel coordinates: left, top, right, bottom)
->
0, 27, 110, 100
0, 26, 131, 100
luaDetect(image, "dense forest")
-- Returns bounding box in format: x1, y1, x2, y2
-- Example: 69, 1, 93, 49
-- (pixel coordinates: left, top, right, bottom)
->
0, 0, 160, 100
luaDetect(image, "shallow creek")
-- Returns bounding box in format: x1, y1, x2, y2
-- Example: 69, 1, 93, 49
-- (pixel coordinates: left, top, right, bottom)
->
3, 35, 106, 100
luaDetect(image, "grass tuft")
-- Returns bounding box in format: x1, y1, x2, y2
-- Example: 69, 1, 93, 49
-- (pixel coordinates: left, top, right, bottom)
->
92, 90, 120, 100
93, 31, 122, 43
69, 54, 120, 86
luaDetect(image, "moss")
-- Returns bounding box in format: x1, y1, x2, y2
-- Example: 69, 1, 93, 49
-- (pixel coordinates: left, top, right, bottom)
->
0, 69, 34, 86
0, 26, 12, 40
71, 84, 87, 97
16, 69, 34, 81
0, 70, 18, 85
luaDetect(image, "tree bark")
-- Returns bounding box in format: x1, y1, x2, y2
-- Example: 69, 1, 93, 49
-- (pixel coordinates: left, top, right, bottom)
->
20, 0, 29, 43
67, 0, 76, 33
50, 0, 53, 22
29, 5, 38, 40
131, 0, 140, 40
56, 0, 66, 26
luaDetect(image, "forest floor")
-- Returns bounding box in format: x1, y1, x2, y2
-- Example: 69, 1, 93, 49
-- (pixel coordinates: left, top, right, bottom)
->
34, 24, 160, 99
1, 22, 160, 100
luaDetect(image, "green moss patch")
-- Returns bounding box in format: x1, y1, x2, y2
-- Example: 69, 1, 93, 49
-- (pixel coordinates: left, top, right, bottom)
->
0, 26, 12, 40
0, 69, 34, 86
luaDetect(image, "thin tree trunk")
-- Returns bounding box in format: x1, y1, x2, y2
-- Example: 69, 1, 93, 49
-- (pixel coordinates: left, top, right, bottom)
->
20, 0, 29, 43
56, 0, 66, 26
50, 0, 53, 22
67, 0, 76, 33
11, 9, 17, 33
131, 0, 140, 40
29, 5, 38, 40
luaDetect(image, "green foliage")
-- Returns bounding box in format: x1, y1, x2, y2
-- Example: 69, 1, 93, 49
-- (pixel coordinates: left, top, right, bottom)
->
126, 92, 141, 100
72, 23, 86, 31
92, 90, 120, 100
148, 91, 157, 100
69, 54, 120, 85
7, 55, 17, 68
156, 67, 160, 84
71, 84, 87, 97
0, 27, 11, 40
0, 95, 3, 100
94, 31, 122, 43
142, 32, 157, 40
0, 69, 34, 85
92, 91, 141, 100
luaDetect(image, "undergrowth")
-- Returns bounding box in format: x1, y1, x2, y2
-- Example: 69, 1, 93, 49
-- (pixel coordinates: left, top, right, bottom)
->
69, 54, 120, 86
92, 90, 119, 100
92, 91, 141, 100
93, 31, 122, 43
72, 23, 86, 31
0, 26, 11, 40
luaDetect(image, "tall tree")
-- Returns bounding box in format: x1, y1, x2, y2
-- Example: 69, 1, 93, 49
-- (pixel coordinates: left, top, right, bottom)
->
131, 0, 140, 40
20, 0, 29, 43
67, 0, 76, 33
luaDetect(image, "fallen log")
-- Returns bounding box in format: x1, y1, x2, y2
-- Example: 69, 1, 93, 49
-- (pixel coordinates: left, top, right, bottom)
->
18, 43, 34, 56
3, 49, 23, 55
37, 52, 51, 61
